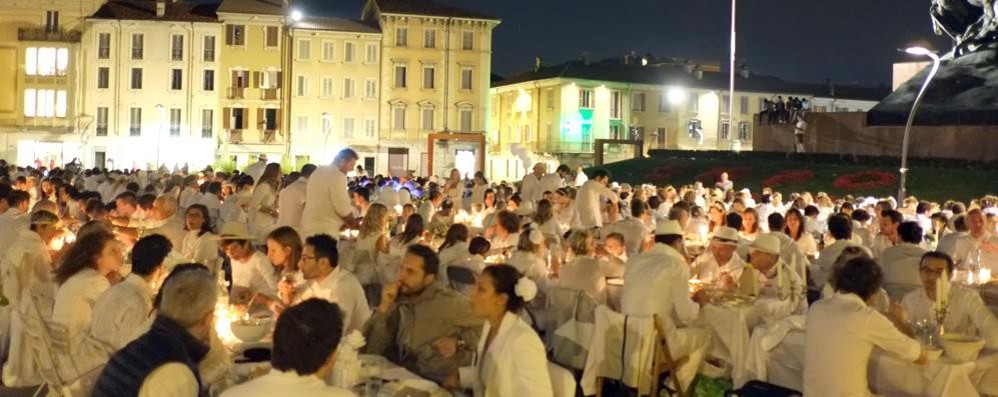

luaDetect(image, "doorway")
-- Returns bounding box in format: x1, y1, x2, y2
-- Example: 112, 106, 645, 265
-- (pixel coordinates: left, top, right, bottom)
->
388, 148, 408, 177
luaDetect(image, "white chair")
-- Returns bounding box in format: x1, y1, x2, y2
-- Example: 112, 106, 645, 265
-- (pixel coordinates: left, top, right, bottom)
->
547, 361, 577, 397
20, 290, 100, 397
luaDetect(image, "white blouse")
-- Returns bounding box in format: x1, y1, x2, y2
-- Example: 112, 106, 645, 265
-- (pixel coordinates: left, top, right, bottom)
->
53, 268, 110, 347
180, 230, 219, 267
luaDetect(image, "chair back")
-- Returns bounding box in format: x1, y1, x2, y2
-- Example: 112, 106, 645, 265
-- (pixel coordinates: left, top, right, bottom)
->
47, 321, 82, 377
544, 287, 598, 370
18, 291, 69, 396
726, 380, 801, 397
447, 266, 477, 294
547, 361, 577, 397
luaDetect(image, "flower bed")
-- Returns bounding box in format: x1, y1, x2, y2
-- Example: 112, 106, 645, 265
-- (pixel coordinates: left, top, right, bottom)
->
694, 166, 750, 184
646, 164, 690, 183
833, 170, 898, 190
763, 169, 815, 188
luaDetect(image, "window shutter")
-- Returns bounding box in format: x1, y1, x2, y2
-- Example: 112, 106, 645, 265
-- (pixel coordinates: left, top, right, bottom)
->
230, 70, 238, 87
222, 107, 231, 129
257, 108, 265, 130
276, 71, 283, 88
275, 109, 282, 130
225, 25, 233, 45
252, 71, 260, 88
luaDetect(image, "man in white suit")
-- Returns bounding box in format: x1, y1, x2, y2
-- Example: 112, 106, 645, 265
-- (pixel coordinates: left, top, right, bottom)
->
575, 168, 619, 229
302, 149, 357, 239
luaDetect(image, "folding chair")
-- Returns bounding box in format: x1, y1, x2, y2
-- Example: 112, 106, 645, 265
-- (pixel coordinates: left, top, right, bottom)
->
20, 291, 101, 397
725, 380, 801, 397
593, 313, 690, 397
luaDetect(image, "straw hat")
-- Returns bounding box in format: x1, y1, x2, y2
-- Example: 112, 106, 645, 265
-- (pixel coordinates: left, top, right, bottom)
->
654, 220, 683, 236
748, 234, 781, 255
218, 221, 253, 240
711, 226, 740, 246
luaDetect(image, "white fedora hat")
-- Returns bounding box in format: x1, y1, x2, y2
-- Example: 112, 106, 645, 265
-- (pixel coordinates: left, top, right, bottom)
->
711, 226, 740, 246
655, 220, 683, 236
748, 234, 781, 255
218, 221, 254, 241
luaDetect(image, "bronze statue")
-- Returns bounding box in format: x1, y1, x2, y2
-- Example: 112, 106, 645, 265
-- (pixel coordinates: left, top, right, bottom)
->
932, 0, 998, 56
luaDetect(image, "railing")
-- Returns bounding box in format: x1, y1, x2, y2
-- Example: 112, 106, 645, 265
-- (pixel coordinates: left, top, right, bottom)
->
17, 28, 81, 42
539, 141, 594, 153
227, 87, 245, 99
261, 129, 278, 144
260, 88, 279, 100
228, 130, 243, 143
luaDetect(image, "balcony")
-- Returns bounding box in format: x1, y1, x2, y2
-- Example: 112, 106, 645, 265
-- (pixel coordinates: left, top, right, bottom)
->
539, 141, 594, 154
227, 87, 245, 100
228, 130, 243, 143
18, 28, 81, 42
261, 129, 279, 144
260, 88, 279, 101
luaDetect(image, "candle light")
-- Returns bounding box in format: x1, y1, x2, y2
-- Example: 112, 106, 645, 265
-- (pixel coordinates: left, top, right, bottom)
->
698, 224, 709, 244
968, 271, 976, 285
776, 260, 786, 292
980, 268, 992, 284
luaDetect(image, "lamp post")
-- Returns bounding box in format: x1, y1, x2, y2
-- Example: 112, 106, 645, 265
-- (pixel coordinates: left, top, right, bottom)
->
897, 46, 940, 203
728, 0, 737, 150
155, 104, 165, 169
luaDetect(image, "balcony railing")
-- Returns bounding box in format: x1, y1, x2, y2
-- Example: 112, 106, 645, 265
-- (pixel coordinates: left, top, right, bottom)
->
261, 129, 279, 144
261, 88, 279, 100
539, 141, 594, 154
18, 28, 81, 42
228, 130, 243, 143
227, 87, 245, 100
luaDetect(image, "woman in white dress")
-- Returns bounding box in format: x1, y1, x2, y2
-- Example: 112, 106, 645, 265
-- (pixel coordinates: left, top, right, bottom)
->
445, 264, 553, 397
487, 210, 521, 255
387, 213, 425, 282
354, 203, 391, 304
741, 207, 763, 240
52, 229, 124, 350
265, 226, 302, 278
180, 204, 219, 269
532, 199, 563, 239
557, 229, 616, 303
785, 208, 818, 261
438, 224, 471, 286
444, 168, 465, 209
248, 163, 281, 244
507, 228, 549, 292
471, 172, 490, 208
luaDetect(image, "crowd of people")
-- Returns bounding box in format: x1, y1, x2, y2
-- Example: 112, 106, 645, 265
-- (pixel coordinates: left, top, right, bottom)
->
761, 95, 809, 125
0, 151, 996, 396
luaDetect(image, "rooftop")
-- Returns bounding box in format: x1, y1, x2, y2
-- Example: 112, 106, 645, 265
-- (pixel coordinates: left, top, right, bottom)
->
217, 0, 285, 16
292, 16, 380, 34
90, 0, 219, 22
369, 0, 499, 21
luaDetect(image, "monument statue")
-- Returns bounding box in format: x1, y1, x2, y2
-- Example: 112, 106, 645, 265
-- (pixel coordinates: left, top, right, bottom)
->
931, 0, 998, 56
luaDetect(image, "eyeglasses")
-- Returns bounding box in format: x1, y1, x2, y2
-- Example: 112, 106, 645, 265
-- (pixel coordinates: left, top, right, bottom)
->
920, 267, 946, 278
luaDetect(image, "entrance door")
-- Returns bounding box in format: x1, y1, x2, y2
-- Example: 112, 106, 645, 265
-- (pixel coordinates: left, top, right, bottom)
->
95, 151, 106, 170
364, 157, 375, 175
454, 149, 476, 179
387, 148, 408, 177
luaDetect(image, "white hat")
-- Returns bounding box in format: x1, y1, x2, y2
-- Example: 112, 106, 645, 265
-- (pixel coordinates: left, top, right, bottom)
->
218, 221, 253, 240
711, 226, 740, 245
740, 188, 751, 195
655, 220, 683, 236
258, 153, 268, 161
610, 182, 621, 190
748, 234, 781, 255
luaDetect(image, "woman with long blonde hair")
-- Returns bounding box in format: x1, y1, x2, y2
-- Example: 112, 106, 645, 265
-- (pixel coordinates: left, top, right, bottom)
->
248, 163, 282, 244
354, 203, 391, 304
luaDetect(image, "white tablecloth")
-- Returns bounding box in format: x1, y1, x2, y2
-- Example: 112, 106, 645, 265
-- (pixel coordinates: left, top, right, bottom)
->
766, 329, 998, 396
697, 297, 794, 387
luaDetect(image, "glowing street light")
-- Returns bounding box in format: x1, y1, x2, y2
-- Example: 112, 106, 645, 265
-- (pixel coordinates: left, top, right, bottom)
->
897, 46, 940, 203
667, 87, 688, 105
290, 9, 303, 22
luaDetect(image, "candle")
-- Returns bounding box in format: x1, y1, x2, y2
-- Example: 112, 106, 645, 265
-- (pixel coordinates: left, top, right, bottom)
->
776, 260, 785, 292
938, 268, 950, 309
698, 224, 708, 244
935, 277, 942, 311
980, 268, 992, 284
968, 271, 976, 285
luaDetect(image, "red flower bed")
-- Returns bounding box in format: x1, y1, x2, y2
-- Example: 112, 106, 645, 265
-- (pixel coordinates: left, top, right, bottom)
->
695, 166, 750, 184
763, 169, 815, 188
833, 170, 898, 190
646, 164, 690, 183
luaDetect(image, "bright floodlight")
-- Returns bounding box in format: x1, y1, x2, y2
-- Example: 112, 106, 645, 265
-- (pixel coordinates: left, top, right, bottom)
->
904, 46, 932, 56
667, 87, 687, 105
290, 9, 303, 22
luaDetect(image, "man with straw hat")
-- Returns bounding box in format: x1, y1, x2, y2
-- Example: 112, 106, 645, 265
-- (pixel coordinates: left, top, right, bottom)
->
219, 221, 278, 301
690, 226, 746, 287
747, 234, 805, 315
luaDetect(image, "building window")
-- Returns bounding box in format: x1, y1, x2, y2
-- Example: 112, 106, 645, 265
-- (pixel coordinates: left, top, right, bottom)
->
721, 95, 730, 114
423, 29, 435, 48
322, 42, 334, 61
460, 67, 472, 90
610, 124, 622, 139
365, 43, 377, 63
364, 118, 375, 138
656, 127, 667, 146
203, 69, 214, 91
298, 39, 310, 60
265, 26, 278, 47
546, 89, 554, 110
343, 78, 355, 98
296, 75, 307, 96
298, 115, 309, 133
131, 68, 142, 89
421, 107, 434, 131
201, 109, 213, 138
344, 42, 355, 63
131, 33, 143, 59
169, 108, 181, 136
262, 70, 279, 88
395, 27, 407, 47
610, 91, 621, 119
720, 121, 730, 140
740, 95, 749, 115
394, 64, 407, 88
320, 116, 330, 135
365, 79, 377, 99
96, 107, 108, 136
44, 10, 59, 33
263, 108, 277, 130
170, 69, 182, 90
231, 108, 247, 130
129, 107, 141, 136
632, 92, 645, 112
459, 108, 472, 131
97, 33, 111, 59
25, 47, 69, 76
343, 117, 355, 139
171, 34, 183, 61
814, 105, 827, 112
422, 65, 435, 89
524, 125, 532, 142
203, 35, 215, 61
462, 31, 473, 50
321, 77, 333, 98
226, 25, 245, 46
658, 92, 670, 113
22, 89, 64, 117
393, 106, 405, 130
579, 88, 592, 109
738, 122, 751, 141
97, 67, 110, 89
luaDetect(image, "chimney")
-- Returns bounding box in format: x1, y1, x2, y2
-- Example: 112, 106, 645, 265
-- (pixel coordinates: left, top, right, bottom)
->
694, 68, 704, 80
156, 0, 165, 17
684, 61, 695, 74
582, 51, 590, 66
534, 56, 543, 72
740, 64, 750, 79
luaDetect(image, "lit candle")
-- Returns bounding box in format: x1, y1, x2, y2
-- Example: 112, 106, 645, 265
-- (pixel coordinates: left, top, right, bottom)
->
935, 277, 942, 312
980, 268, 992, 285
776, 260, 785, 292
968, 271, 976, 285
938, 268, 950, 310
698, 224, 708, 244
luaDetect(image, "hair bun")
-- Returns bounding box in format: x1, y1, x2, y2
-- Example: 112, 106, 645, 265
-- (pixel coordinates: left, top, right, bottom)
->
514, 277, 538, 302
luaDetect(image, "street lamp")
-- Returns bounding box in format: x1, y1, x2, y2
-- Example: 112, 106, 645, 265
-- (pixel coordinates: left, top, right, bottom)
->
290, 9, 302, 22
155, 104, 165, 169
728, 0, 737, 150
897, 46, 940, 203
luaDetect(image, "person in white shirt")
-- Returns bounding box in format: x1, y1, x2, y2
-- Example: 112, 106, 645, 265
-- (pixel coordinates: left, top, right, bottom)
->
621, 220, 710, 392
302, 149, 358, 239
0, 190, 31, 253
220, 176, 253, 225
180, 204, 219, 268
519, 163, 545, 205
783, 208, 818, 260
244, 153, 268, 183
220, 222, 280, 300
716, 171, 733, 192
419, 190, 444, 224
880, 222, 928, 300
198, 182, 223, 229
901, 251, 998, 349
871, 209, 902, 259
690, 226, 745, 287
575, 168, 619, 229
937, 214, 967, 255
278, 234, 370, 334
813, 214, 868, 288
221, 299, 355, 397
602, 200, 652, 256
804, 256, 925, 397
949, 209, 998, 270
745, 234, 806, 315
248, 163, 282, 244
52, 230, 124, 351
351, 186, 372, 219
437, 224, 472, 286
541, 165, 568, 199
177, 175, 200, 212
91, 268, 217, 397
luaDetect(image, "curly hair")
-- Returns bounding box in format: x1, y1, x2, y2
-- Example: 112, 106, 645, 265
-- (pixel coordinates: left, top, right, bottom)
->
53, 230, 116, 285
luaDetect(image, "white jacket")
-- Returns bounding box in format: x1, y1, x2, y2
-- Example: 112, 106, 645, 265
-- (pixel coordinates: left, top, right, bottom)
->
575, 180, 618, 229
302, 166, 353, 238
459, 312, 553, 397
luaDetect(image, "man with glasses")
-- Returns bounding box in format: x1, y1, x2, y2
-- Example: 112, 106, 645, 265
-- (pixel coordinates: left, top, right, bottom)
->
901, 251, 998, 349
278, 234, 369, 334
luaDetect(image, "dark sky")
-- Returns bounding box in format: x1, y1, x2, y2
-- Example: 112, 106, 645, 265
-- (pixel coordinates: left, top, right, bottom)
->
303, 0, 951, 86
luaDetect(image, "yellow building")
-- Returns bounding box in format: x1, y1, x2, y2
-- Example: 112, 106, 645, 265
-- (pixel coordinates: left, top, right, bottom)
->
0, 0, 102, 166
287, 16, 382, 169
362, 0, 499, 177
216, 0, 289, 168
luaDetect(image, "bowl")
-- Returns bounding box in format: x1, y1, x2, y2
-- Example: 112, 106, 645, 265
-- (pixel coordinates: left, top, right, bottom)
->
940, 333, 985, 362
231, 318, 272, 343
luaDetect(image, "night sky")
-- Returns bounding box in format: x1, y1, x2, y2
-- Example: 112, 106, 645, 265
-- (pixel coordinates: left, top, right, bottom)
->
302, 0, 952, 87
